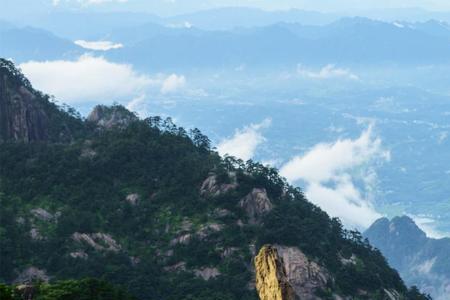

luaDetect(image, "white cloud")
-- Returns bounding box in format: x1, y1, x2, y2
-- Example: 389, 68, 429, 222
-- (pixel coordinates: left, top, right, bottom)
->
20, 55, 155, 103
161, 74, 186, 94
82, 0, 128, 3
53, 0, 128, 6
20, 55, 188, 104
126, 94, 149, 117
74, 40, 123, 51
408, 214, 449, 239
297, 64, 359, 80
280, 126, 389, 229
217, 119, 271, 161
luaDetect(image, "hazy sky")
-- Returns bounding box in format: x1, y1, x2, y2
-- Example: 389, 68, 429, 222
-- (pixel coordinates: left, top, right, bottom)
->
5, 0, 450, 17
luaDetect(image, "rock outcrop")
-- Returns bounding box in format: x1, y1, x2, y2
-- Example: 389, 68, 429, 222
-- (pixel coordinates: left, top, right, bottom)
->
30, 208, 57, 222
72, 232, 121, 252
87, 105, 138, 129
239, 188, 273, 224
125, 193, 140, 206
200, 172, 238, 197
275, 246, 329, 300
255, 245, 295, 300
0, 59, 80, 143
0, 60, 50, 142
194, 267, 221, 280
14, 267, 49, 284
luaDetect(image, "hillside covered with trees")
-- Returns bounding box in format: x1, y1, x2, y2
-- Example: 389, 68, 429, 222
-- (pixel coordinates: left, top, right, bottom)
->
0, 58, 430, 299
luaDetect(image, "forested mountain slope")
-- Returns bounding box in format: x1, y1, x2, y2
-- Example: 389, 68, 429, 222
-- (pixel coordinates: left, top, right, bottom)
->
0, 59, 429, 299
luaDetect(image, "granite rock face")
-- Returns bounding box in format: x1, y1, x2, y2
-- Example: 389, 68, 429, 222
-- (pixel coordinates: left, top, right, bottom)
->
200, 172, 238, 197
0, 63, 49, 142
0, 59, 80, 143
275, 245, 329, 300
255, 245, 332, 300
239, 188, 273, 224
255, 245, 295, 300
87, 105, 138, 129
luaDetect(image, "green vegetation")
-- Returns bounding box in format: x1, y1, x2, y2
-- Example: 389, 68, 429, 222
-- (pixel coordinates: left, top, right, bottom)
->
0, 279, 135, 300
0, 60, 430, 299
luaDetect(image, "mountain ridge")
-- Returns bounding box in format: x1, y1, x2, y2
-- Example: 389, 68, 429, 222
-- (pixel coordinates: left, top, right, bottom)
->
0, 59, 430, 299
365, 216, 450, 299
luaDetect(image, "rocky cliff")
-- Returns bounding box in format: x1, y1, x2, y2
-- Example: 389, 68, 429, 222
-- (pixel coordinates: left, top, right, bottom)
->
255, 245, 295, 300
0, 58, 83, 142
0, 59, 50, 142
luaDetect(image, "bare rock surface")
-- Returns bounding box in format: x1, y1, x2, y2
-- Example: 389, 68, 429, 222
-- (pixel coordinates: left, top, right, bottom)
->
255, 245, 295, 300
30, 208, 55, 222
69, 251, 88, 259
170, 233, 192, 246
14, 267, 49, 284
0, 72, 49, 142
239, 188, 273, 224
125, 193, 140, 205
200, 173, 238, 197
72, 232, 121, 252
197, 223, 223, 239
194, 267, 221, 280
87, 105, 137, 129
275, 245, 329, 300
0, 59, 76, 143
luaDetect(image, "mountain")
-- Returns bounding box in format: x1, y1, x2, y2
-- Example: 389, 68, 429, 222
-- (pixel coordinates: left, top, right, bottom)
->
365, 216, 450, 299
106, 17, 450, 70
28, 12, 162, 40
0, 59, 84, 142
4, 16, 450, 68
0, 25, 81, 62
165, 7, 338, 30
387, 20, 450, 39
0, 59, 430, 299
103, 22, 204, 46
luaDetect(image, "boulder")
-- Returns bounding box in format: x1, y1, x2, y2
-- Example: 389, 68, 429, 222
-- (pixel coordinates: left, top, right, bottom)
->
125, 193, 140, 206
14, 267, 49, 284
194, 267, 221, 280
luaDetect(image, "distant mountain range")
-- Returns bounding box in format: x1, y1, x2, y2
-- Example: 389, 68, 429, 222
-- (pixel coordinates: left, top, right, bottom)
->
106, 17, 450, 70
4, 15, 450, 68
0, 23, 81, 62
365, 216, 450, 300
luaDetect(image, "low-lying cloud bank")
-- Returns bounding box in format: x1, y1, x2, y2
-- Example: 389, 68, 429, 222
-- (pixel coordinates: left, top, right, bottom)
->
19, 55, 187, 104
408, 214, 449, 239
280, 126, 389, 229
74, 40, 124, 51
297, 64, 359, 80
217, 119, 271, 161
53, 0, 128, 6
